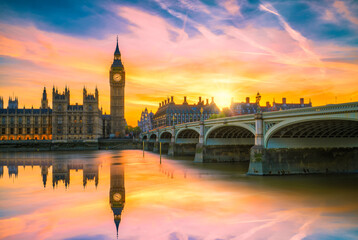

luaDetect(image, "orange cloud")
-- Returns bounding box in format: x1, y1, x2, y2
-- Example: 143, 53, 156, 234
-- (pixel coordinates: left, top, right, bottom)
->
0, 5, 358, 126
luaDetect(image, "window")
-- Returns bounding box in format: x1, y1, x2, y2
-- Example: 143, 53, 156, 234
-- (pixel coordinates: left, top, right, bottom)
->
10, 128, 14, 134
26, 117, 30, 125
18, 117, 22, 124
18, 128, 22, 134
1, 128, 5, 134
89, 105, 93, 111
1, 117, 5, 125
43, 128, 46, 134
87, 126, 93, 134
58, 105, 62, 111
27, 128, 30, 134
34, 128, 38, 134
10, 117, 14, 124
57, 127, 62, 134
35, 116, 39, 125
42, 117, 47, 124
58, 116, 63, 124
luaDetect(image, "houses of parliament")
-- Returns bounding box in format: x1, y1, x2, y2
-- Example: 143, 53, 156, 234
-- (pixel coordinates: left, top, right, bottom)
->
0, 39, 126, 141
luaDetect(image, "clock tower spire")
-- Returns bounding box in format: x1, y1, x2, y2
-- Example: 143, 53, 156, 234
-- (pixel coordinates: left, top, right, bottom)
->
110, 36, 126, 137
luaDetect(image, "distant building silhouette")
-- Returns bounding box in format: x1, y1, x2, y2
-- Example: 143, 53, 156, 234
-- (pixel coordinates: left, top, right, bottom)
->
152, 96, 220, 128
230, 97, 312, 115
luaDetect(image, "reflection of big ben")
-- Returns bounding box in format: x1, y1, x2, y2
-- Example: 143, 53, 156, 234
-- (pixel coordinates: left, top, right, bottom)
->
109, 162, 125, 237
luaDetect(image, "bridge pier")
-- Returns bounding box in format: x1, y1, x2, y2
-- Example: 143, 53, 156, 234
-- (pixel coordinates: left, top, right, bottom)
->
153, 131, 159, 153
143, 141, 150, 151
168, 126, 175, 156
203, 145, 252, 162
194, 120, 205, 162
248, 147, 358, 175
161, 142, 170, 154
248, 113, 266, 173
153, 142, 159, 153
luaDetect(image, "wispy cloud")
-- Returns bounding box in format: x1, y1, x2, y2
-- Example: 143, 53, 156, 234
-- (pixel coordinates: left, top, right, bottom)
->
334, 0, 358, 25
259, 2, 321, 64
0, 0, 358, 125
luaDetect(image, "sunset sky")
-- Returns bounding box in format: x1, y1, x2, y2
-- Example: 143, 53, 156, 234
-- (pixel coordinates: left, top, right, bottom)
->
0, 0, 358, 126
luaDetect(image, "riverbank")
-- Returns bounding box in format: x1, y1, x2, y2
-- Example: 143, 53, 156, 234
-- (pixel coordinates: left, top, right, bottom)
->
0, 139, 142, 152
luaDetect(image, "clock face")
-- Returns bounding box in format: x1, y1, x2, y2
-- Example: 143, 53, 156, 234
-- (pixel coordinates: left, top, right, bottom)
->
113, 74, 121, 82
113, 193, 122, 201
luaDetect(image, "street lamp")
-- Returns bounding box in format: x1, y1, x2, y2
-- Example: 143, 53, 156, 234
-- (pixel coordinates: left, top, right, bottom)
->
200, 107, 204, 121
256, 92, 262, 114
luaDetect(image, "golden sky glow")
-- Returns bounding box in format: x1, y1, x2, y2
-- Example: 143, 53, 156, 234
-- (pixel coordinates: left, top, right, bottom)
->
0, 1, 358, 125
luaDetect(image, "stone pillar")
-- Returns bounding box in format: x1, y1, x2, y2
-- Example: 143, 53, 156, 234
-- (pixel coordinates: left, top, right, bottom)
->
168, 126, 175, 156
248, 113, 266, 175
194, 120, 205, 162
153, 132, 159, 153
144, 138, 150, 151
254, 113, 264, 146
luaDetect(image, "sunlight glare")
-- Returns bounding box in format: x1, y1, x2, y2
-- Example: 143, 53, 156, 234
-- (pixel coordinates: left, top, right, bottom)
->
213, 90, 233, 109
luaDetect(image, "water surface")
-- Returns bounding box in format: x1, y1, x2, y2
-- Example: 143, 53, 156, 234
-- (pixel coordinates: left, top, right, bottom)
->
0, 150, 358, 240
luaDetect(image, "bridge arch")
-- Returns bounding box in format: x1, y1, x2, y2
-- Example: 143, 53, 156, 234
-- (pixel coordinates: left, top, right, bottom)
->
265, 117, 358, 148
142, 135, 148, 141
149, 133, 157, 142
204, 123, 255, 145
175, 128, 200, 144
159, 131, 172, 142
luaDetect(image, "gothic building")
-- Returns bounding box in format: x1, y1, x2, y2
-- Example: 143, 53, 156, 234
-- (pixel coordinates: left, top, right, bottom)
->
52, 87, 102, 141
0, 88, 52, 141
109, 37, 126, 137
153, 96, 220, 128
138, 108, 154, 133
0, 38, 126, 142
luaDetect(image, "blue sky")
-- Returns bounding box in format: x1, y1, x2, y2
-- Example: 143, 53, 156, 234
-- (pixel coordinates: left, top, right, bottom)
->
0, 0, 358, 124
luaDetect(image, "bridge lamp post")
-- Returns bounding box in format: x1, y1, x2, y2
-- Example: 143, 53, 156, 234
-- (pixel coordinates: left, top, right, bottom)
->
256, 92, 262, 114
199, 107, 204, 144
255, 92, 264, 147
194, 107, 205, 162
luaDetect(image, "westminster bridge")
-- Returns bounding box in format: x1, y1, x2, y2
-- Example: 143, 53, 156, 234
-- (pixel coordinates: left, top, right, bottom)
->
141, 102, 358, 175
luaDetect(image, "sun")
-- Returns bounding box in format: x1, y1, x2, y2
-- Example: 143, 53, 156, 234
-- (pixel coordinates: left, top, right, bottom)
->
213, 90, 233, 109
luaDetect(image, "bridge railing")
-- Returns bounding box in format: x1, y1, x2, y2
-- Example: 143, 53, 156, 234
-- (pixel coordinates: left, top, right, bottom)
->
263, 101, 358, 118
143, 102, 358, 134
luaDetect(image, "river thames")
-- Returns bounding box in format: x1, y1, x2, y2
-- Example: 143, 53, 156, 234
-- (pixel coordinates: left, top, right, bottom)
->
0, 150, 358, 240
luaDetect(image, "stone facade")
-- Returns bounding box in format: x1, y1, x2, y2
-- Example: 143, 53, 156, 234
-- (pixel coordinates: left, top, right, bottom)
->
0, 39, 128, 142
109, 38, 126, 137
52, 87, 102, 141
138, 108, 154, 133
153, 96, 220, 128
0, 88, 52, 141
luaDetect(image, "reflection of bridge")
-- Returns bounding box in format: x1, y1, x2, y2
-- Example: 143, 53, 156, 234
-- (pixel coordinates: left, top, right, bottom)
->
141, 102, 358, 175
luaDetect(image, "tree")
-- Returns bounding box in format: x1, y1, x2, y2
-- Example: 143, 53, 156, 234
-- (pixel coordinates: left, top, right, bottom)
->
209, 107, 233, 119
125, 125, 141, 138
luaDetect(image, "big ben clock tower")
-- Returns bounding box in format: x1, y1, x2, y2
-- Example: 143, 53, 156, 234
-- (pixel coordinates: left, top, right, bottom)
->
110, 37, 126, 137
